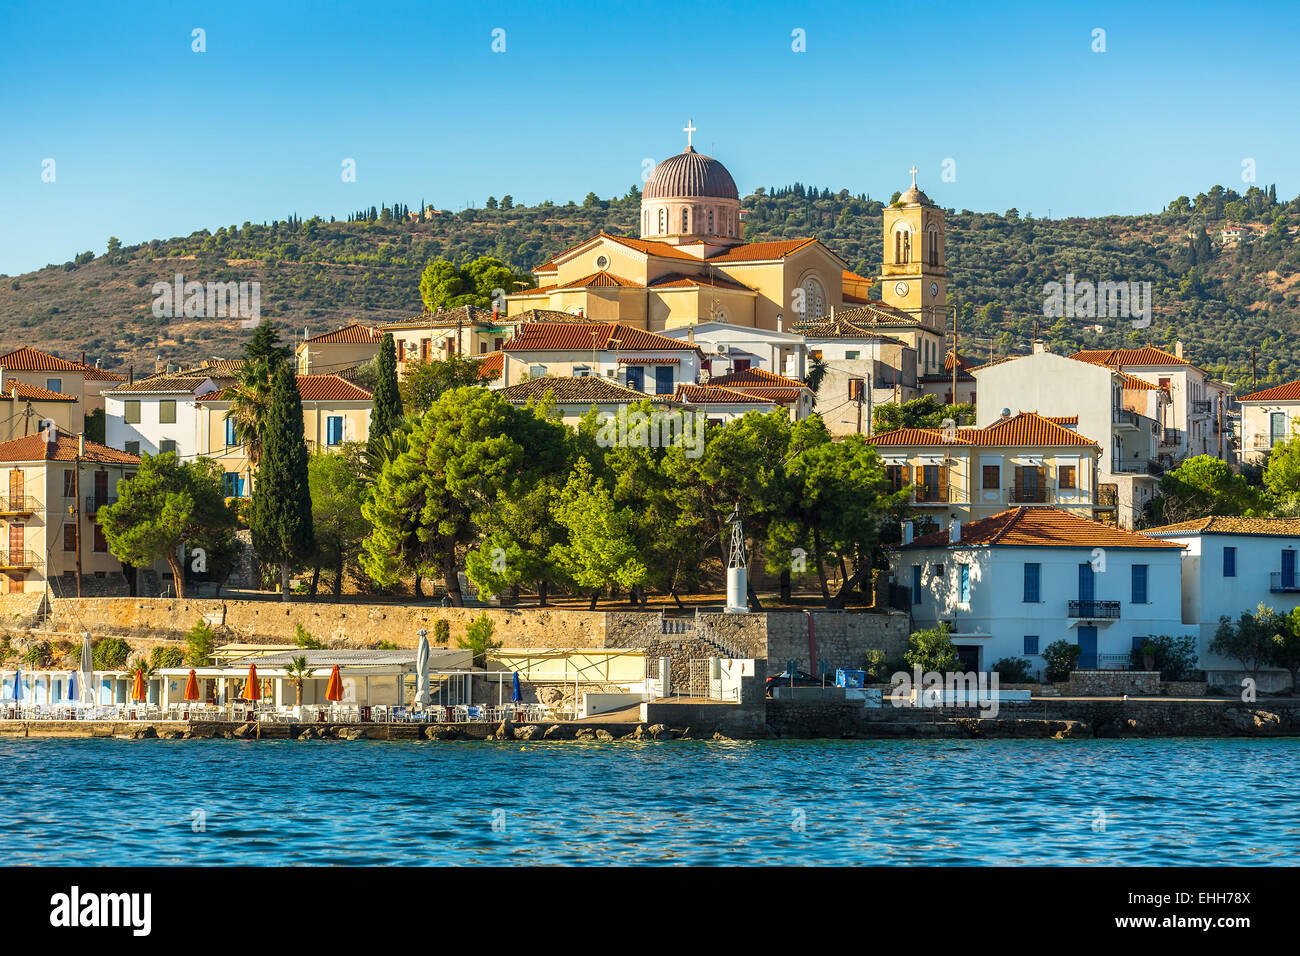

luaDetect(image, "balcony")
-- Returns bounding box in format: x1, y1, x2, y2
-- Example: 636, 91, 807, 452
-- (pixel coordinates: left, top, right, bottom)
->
1112, 408, 1139, 428
84, 496, 118, 517
1096, 484, 1118, 507
1269, 572, 1300, 593
0, 550, 42, 570
0, 495, 39, 516
1068, 599, 1121, 619
1160, 428, 1184, 447
1191, 400, 1212, 416
1112, 458, 1163, 476
1251, 435, 1273, 450
912, 485, 967, 505
1008, 486, 1050, 504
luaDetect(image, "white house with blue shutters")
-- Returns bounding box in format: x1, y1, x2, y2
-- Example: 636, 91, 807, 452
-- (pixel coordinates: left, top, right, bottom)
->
888, 507, 1192, 677
1143, 517, 1300, 691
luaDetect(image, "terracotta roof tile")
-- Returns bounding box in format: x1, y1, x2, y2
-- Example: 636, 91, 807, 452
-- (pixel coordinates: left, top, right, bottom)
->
1144, 516, 1300, 536
704, 238, 819, 262
0, 427, 140, 464
108, 372, 235, 394
303, 324, 383, 345
674, 383, 778, 406
0, 382, 77, 402
475, 351, 503, 380
504, 322, 702, 353
383, 305, 500, 330
708, 367, 805, 389
0, 347, 85, 372
1240, 380, 1300, 402
558, 270, 642, 289
1071, 346, 1190, 368
899, 507, 1183, 550
871, 412, 1098, 448
646, 272, 755, 292
499, 376, 679, 406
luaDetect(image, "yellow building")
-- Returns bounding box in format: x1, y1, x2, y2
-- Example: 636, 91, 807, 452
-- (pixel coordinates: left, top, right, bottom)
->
195, 374, 374, 496
295, 324, 384, 374
0, 378, 79, 439
871, 412, 1110, 528
0, 428, 140, 595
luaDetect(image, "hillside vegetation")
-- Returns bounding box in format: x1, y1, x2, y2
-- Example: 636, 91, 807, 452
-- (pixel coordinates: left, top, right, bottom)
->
2, 182, 1297, 392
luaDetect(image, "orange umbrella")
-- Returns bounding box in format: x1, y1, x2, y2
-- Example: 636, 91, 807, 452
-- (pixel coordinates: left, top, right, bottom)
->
184, 669, 200, 702
325, 664, 344, 702
241, 663, 261, 702
130, 669, 147, 703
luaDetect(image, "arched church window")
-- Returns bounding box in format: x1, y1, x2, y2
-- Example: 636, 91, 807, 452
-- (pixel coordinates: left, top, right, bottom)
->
928, 227, 939, 266
800, 276, 827, 321
895, 229, 911, 264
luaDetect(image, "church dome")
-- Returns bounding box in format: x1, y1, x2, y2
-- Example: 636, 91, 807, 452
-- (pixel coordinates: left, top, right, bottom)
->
899, 185, 933, 206
644, 147, 739, 201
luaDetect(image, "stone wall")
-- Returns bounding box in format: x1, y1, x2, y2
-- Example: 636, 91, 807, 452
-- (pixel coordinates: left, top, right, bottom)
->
765, 610, 909, 675
1063, 669, 1160, 697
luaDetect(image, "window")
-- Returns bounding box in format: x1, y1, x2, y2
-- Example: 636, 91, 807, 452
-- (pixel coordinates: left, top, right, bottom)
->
682, 208, 689, 232
1131, 636, 1147, 651
63, 524, 77, 552
159, 439, 177, 456
479, 341, 487, 354
159, 400, 177, 424
225, 418, 237, 447
93, 524, 108, 553
62, 469, 75, 498
848, 378, 865, 401
911, 565, 922, 605
1023, 635, 1039, 655
845, 351, 860, 360
708, 209, 714, 233
124, 441, 140, 457
654, 366, 675, 395
124, 401, 141, 425
800, 277, 827, 321
928, 227, 940, 267
326, 416, 344, 446
658, 209, 666, 232
46, 378, 62, 394
1223, 546, 1236, 577
223, 473, 245, 498
1023, 563, 1041, 603
886, 465, 908, 491
933, 563, 944, 577
1131, 564, 1148, 604
1059, 465, 1077, 489
894, 229, 911, 264
982, 464, 1001, 489
958, 565, 970, 603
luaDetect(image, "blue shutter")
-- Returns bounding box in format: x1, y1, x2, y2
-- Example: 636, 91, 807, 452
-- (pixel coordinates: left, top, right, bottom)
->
327, 416, 343, 445
912, 565, 922, 605
1023, 635, 1039, 655
1023, 563, 1040, 602
1078, 563, 1095, 601
654, 366, 674, 395
1131, 564, 1148, 604
1223, 547, 1236, 577
225, 418, 236, 446
959, 565, 970, 602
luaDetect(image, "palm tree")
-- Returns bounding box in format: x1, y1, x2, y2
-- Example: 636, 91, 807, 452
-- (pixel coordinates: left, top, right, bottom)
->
284, 655, 315, 706
225, 359, 274, 469
805, 355, 829, 396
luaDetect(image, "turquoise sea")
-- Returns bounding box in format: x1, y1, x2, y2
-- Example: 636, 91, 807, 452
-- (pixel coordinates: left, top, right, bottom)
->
3, 738, 1296, 866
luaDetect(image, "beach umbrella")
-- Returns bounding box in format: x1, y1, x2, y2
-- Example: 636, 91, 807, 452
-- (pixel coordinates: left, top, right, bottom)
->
67, 670, 77, 702
325, 664, 344, 702
184, 669, 200, 702
130, 669, 147, 703
511, 671, 522, 704
241, 663, 261, 702
414, 632, 430, 710
79, 632, 93, 706
13, 668, 21, 702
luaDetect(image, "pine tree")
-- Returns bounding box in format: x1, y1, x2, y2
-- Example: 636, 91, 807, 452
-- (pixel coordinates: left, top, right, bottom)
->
368, 333, 402, 454
252, 364, 314, 600
243, 320, 292, 369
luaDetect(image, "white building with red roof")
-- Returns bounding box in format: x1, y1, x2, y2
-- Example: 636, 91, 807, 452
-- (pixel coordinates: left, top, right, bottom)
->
888, 506, 1192, 677
1237, 377, 1300, 463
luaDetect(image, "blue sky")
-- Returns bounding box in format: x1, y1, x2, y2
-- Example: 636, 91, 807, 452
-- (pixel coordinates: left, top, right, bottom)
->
2, 0, 1298, 275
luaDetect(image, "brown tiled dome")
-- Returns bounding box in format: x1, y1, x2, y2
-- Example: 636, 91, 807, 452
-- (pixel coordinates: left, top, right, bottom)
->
644, 147, 738, 200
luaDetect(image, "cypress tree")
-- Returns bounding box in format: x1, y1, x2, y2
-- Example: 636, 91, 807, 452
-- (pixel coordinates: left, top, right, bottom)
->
244, 319, 291, 369
252, 364, 314, 600
369, 333, 402, 455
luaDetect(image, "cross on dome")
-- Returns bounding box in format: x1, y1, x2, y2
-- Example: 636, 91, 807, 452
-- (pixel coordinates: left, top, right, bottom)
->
909, 165, 918, 189
683, 119, 697, 149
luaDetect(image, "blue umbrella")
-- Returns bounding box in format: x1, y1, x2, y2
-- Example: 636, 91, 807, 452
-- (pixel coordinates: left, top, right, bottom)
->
67, 670, 77, 702
12, 669, 21, 702
511, 671, 522, 704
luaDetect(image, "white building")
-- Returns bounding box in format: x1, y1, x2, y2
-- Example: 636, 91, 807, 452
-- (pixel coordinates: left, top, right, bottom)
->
1237, 379, 1300, 464
104, 370, 237, 458
1143, 516, 1300, 691
888, 507, 1191, 676
499, 321, 704, 394
657, 320, 807, 380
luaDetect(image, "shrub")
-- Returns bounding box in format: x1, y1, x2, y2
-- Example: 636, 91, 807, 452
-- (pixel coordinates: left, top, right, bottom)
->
1042, 640, 1081, 683
93, 637, 132, 670
22, 642, 51, 669
1129, 634, 1199, 681
184, 620, 217, 666
150, 646, 185, 670
993, 657, 1034, 683
903, 623, 959, 673
457, 613, 501, 667
863, 649, 887, 681
294, 623, 324, 649
433, 620, 450, 645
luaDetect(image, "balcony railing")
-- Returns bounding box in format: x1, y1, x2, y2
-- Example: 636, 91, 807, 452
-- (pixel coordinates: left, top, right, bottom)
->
85, 495, 117, 516
0, 495, 39, 515
1112, 408, 1139, 427
1096, 484, 1118, 507
1068, 599, 1121, 619
1192, 400, 1212, 415
1251, 436, 1274, 450
912, 485, 968, 504
1008, 487, 1050, 504
0, 550, 42, 569
1270, 572, 1300, 593
1160, 428, 1184, 447
1112, 459, 1163, 476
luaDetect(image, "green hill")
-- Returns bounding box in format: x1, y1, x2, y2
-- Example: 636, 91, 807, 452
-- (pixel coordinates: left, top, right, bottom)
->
2, 183, 1297, 392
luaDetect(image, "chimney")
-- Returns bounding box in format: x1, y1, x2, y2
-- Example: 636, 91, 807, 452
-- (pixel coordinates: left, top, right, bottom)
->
949, 519, 962, 544
776, 313, 784, 333
1033, 340, 1049, 354
687, 326, 695, 345
78, 433, 85, 456
902, 519, 914, 545
155, 353, 163, 374
80, 350, 86, 365
128, 365, 134, 385
493, 308, 500, 321
1175, 340, 1184, 359
0, 366, 5, 395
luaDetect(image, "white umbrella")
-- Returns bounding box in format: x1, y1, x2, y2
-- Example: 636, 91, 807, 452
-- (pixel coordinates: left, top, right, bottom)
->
414, 629, 430, 711
79, 632, 94, 708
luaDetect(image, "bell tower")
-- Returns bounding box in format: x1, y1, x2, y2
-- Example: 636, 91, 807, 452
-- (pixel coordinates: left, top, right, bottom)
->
879, 166, 947, 333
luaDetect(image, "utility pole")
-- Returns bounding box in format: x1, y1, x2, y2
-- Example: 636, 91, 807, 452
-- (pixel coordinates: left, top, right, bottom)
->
22, 402, 31, 437
1251, 346, 1257, 389
73, 434, 82, 598
951, 298, 959, 407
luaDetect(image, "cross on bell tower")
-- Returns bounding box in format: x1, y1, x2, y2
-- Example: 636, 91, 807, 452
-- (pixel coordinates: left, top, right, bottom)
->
683, 119, 697, 149
909, 164, 918, 189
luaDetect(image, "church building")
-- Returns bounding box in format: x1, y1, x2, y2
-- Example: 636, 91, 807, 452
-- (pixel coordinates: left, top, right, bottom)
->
506, 124, 948, 373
